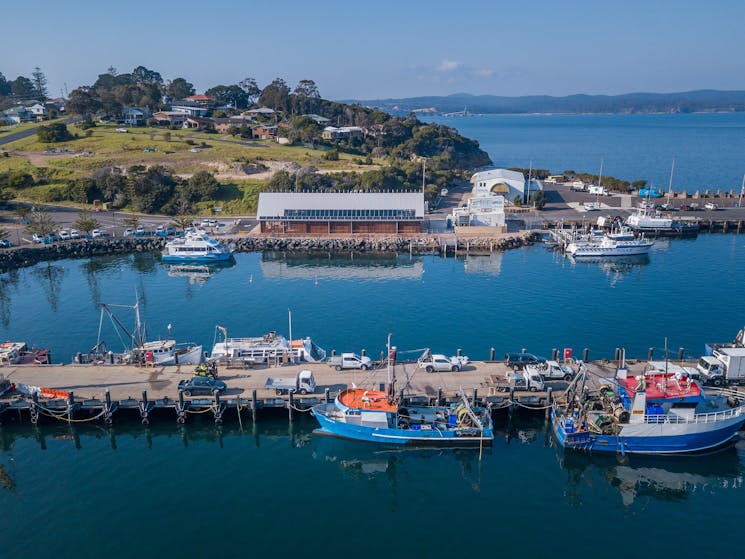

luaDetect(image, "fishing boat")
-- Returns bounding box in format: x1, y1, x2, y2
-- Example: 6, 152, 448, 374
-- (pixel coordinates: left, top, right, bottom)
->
161, 229, 233, 263
0, 341, 51, 365
565, 231, 654, 257
75, 301, 202, 366
551, 364, 745, 454
625, 207, 698, 237
210, 324, 326, 364
311, 336, 493, 446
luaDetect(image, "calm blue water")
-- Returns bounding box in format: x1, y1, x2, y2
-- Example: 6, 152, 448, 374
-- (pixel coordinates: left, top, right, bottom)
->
0, 236, 742, 362
425, 113, 745, 192
3, 114, 745, 557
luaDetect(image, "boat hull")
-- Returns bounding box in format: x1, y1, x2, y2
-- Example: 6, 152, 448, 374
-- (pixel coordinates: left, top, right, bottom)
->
161, 252, 233, 263
551, 408, 745, 455
153, 345, 203, 366
312, 406, 493, 447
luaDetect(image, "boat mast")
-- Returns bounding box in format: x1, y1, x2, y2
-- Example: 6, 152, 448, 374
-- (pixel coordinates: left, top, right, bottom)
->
667, 159, 675, 204
387, 333, 394, 401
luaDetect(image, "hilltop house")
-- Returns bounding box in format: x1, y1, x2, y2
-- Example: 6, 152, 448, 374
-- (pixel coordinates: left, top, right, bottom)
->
28, 103, 48, 119
171, 102, 209, 117
122, 106, 150, 126
469, 168, 542, 203
1, 106, 33, 124
152, 111, 188, 128
252, 123, 277, 139
322, 126, 363, 140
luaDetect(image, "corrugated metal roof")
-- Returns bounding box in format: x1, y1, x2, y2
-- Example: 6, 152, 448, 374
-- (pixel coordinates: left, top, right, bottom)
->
470, 168, 525, 184
257, 192, 425, 218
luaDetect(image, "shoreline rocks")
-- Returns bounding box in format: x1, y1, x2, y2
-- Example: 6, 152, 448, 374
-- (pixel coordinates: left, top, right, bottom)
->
0, 232, 541, 272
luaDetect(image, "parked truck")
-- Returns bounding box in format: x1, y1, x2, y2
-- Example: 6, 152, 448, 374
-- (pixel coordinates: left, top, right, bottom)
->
327, 353, 373, 371
696, 347, 745, 386
264, 369, 317, 395
417, 349, 469, 372
492, 370, 545, 392
525, 360, 575, 381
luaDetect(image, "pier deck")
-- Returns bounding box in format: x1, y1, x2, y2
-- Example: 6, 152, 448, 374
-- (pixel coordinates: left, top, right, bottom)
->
0, 359, 674, 425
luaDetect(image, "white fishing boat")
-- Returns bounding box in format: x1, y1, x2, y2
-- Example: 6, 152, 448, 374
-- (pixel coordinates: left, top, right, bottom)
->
625, 207, 699, 236
210, 325, 326, 364
76, 301, 202, 366
566, 232, 654, 257
161, 229, 233, 263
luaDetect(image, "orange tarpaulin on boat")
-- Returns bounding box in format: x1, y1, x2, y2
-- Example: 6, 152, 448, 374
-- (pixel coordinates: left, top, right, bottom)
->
40, 388, 70, 399
339, 388, 397, 412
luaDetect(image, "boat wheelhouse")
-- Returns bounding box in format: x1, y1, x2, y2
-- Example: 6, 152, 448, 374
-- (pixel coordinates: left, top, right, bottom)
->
210, 326, 326, 364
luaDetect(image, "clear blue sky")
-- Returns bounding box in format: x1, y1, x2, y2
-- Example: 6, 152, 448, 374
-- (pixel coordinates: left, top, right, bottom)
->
2, 0, 744, 100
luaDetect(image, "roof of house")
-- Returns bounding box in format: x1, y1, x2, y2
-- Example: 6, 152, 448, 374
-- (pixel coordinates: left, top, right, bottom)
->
305, 114, 331, 123
470, 168, 525, 184
183, 94, 214, 102
257, 192, 425, 219
245, 107, 275, 115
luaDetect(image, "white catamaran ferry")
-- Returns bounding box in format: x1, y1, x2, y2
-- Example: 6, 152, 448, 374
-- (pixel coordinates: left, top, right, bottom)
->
162, 229, 233, 263
210, 326, 327, 364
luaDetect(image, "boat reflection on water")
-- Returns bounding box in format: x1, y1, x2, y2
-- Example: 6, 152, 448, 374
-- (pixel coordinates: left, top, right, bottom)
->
557, 439, 745, 507
260, 252, 423, 281
165, 260, 236, 284
462, 253, 504, 276
311, 434, 486, 491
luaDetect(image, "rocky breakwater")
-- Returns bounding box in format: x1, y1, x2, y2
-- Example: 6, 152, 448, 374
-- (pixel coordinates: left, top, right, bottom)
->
0, 231, 541, 271
0, 237, 167, 271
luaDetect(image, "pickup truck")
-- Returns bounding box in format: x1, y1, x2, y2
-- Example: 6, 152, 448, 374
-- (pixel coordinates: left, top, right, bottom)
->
417, 350, 469, 372
491, 370, 545, 392
525, 360, 575, 381
265, 369, 317, 395
327, 353, 373, 371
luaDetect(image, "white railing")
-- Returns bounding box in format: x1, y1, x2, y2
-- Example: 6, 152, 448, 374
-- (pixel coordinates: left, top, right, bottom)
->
644, 405, 745, 424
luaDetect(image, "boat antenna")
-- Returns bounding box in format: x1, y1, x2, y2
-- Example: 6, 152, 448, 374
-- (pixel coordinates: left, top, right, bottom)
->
288, 308, 294, 364
667, 159, 675, 204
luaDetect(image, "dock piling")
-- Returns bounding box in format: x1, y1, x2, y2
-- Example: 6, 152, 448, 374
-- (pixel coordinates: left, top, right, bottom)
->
176, 390, 186, 424
30, 391, 39, 425
678, 347, 685, 360
490, 347, 495, 361
251, 390, 258, 422
288, 391, 295, 423
437, 387, 443, 406
472, 388, 478, 405
213, 391, 224, 424
140, 390, 149, 425
552, 348, 558, 361
324, 388, 330, 404
648, 347, 654, 361
582, 348, 589, 362
104, 389, 113, 425
545, 388, 553, 420
67, 391, 74, 424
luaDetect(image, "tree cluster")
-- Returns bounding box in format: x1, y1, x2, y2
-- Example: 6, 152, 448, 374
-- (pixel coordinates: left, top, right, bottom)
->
0, 67, 50, 109
36, 123, 73, 143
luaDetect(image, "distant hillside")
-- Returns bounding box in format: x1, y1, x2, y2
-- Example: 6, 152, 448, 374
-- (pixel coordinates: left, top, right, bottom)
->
341, 90, 745, 115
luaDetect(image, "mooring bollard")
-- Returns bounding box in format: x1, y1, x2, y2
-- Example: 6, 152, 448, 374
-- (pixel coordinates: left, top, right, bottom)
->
583, 348, 589, 362
614, 348, 621, 361
437, 387, 443, 406
552, 348, 558, 361
678, 347, 685, 360
457, 348, 462, 357
472, 388, 478, 405
648, 347, 654, 361
490, 347, 495, 361
324, 387, 330, 404
361, 349, 366, 357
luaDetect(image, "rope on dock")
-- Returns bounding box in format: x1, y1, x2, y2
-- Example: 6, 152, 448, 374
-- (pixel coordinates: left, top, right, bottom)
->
510, 400, 553, 411
35, 402, 108, 423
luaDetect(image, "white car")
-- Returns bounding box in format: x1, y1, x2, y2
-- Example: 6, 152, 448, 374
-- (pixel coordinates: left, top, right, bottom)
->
32, 233, 45, 244
704, 202, 718, 211
123, 228, 133, 237
91, 229, 104, 238
58, 230, 70, 240
69, 229, 80, 239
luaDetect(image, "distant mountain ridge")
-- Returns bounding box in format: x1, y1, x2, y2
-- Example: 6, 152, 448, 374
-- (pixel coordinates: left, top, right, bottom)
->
340, 90, 745, 115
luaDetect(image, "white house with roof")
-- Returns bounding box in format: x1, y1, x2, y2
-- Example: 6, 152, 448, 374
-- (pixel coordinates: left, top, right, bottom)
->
122, 106, 150, 126
28, 103, 48, 119
469, 168, 541, 203
170, 103, 208, 117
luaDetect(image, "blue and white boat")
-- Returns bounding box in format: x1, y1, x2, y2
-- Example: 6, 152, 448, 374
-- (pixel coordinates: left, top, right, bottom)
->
312, 389, 493, 446
161, 229, 233, 263
552, 366, 745, 455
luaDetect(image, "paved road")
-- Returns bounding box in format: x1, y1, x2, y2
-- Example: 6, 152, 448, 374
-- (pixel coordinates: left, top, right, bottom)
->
0, 117, 82, 146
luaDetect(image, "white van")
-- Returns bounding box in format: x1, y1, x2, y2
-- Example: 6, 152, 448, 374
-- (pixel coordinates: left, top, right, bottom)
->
588, 185, 609, 196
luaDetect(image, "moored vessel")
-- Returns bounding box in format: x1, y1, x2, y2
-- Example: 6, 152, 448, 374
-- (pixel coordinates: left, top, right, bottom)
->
161, 229, 234, 263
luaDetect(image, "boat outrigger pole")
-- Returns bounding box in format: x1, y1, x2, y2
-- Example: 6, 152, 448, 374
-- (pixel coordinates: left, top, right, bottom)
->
387, 333, 394, 402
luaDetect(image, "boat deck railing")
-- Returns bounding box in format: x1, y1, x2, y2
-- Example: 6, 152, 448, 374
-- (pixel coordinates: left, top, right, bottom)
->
646, 405, 745, 425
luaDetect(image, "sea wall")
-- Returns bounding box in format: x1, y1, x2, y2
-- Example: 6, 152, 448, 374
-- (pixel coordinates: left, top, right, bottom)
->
0, 232, 541, 271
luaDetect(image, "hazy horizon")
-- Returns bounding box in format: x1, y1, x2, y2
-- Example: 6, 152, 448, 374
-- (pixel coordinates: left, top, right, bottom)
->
3, 0, 744, 101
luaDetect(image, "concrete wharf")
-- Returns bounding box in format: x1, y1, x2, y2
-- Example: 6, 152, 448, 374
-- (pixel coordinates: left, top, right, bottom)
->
0, 358, 664, 427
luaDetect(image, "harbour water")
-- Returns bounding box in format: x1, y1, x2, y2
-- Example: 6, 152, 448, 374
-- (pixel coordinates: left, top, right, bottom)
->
3, 113, 745, 557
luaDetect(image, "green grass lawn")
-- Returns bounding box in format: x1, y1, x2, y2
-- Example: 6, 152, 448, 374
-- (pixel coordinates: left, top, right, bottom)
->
0, 123, 383, 214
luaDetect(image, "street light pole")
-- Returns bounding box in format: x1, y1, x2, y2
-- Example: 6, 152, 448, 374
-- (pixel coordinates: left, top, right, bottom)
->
739, 174, 744, 208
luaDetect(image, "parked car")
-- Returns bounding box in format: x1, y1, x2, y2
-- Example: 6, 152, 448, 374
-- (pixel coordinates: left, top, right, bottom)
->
123, 228, 134, 237
659, 203, 677, 211
69, 229, 80, 239
58, 230, 70, 240
704, 202, 718, 211
91, 229, 108, 238
135, 226, 145, 237
178, 376, 227, 396
32, 233, 45, 244
0, 240, 12, 248
505, 352, 547, 369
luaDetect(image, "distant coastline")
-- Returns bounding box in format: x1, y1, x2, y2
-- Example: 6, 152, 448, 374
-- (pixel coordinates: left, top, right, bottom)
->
342, 89, 745, 116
